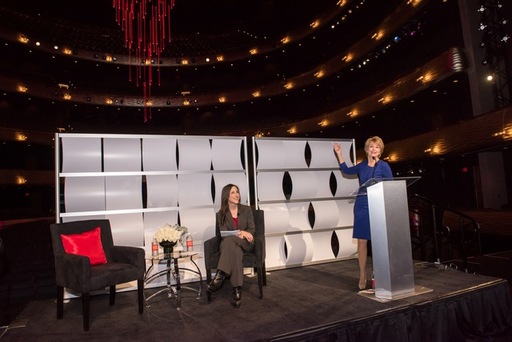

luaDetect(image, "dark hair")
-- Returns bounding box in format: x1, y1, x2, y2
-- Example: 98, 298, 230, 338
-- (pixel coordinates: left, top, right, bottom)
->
219, 183, 239, 226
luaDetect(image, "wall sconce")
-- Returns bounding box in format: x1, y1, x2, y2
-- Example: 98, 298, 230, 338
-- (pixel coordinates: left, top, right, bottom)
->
314, 70, 325, 78
16, 175, 28, 185
284, 82, 294, 89
15, 132, 27, 141
281, 36, 290, 44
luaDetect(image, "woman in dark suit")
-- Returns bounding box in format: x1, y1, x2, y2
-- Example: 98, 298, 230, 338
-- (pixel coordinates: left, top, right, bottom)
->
206, 183, 255, 308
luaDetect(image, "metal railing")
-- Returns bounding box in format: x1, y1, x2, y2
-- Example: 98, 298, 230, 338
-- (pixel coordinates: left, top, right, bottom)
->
408, 194, 481, 273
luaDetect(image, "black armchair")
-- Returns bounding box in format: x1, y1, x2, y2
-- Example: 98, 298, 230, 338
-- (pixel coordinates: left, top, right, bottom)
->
50, 219, 145, 331
204, 209, 266, 302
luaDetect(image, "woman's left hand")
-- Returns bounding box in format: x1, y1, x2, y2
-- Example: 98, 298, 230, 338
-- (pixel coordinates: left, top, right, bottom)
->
238, 230, 254, 243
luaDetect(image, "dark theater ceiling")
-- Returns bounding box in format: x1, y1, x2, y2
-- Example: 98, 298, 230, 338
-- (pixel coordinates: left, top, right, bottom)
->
0, 0, 482, 151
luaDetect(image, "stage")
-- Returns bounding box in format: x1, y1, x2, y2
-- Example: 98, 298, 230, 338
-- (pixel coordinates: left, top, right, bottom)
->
2, 258, 512, 341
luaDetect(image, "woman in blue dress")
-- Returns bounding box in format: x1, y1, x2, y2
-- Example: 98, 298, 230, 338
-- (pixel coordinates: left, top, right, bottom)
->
333, 136, 393, 290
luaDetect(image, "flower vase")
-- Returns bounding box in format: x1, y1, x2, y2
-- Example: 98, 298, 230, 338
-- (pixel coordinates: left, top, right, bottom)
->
159, 240, 176, 257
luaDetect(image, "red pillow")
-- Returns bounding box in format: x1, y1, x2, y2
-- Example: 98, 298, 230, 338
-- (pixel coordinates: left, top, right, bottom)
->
60, 226, 107, 265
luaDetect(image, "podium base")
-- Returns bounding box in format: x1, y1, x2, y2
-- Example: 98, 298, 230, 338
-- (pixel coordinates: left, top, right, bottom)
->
358, 285, 433, 303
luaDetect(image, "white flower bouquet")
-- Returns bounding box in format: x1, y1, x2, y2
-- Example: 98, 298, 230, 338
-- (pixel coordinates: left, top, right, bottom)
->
154, 224, 188, 244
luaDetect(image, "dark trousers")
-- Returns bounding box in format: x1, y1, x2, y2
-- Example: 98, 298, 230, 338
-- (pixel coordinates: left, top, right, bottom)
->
217, 236, 253, 287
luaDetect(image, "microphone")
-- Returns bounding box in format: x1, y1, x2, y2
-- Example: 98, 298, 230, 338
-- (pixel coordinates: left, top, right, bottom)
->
371, 156, 378, 179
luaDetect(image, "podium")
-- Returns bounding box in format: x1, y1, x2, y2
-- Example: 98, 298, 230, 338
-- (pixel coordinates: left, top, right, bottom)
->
359, 177, 420, 300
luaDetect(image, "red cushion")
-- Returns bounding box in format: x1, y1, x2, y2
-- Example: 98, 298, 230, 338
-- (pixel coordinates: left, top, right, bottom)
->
60, 226, 107, 265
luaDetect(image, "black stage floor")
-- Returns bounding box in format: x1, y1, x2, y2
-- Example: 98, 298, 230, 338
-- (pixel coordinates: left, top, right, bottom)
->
2, 258, 512, 341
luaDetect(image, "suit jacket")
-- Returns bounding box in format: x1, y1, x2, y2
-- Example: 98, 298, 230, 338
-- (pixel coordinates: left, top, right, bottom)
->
216, 204, 255, 237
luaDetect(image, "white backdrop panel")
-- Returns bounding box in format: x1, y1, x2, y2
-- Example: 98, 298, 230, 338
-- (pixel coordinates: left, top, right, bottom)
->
311, 231, 336, 261
62, 215, 106, 223
255, 140, 285, 169
108, 213, 144, 246
334, 140, 355, 167
178, 174, 213, 207
288, 171, 317, 200
103, 138, 142, 172
61, 137, 102, 172
143, 211, 179, 235
315, 171, 335, 198
142, 137, 177, 171
333, 172, 359, 197
264, 236, 286, 269
286, 202, 311, 231
213, 173, 248, 207
256, 172, 285, 201
335, 229, 357, 258
211, 139, 244, 170
308, 140, 344, 168
64, 177, 105, 212
311, 201, 340, 229
257, 203, 290, 234
177, 139, 212, 170
284, 233, 314, 265
283, 140, 308, 169
105, 176, 143, 210
336, 199, 356, 227
179, 207, 216, 243
146, 175, 178, 208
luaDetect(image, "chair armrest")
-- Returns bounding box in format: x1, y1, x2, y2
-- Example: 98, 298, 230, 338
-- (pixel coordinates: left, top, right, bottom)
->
110, 246, 146, 277
54, 252, 91, 291
203, 236, 221, 270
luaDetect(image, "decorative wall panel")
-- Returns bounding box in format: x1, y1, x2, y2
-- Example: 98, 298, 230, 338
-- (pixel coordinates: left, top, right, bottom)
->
253, 137, 359, 270
56, 133, 248, 289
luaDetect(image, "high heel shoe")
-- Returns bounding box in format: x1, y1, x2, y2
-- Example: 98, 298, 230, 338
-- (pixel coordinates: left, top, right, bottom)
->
232, 286, 242, 308
358, 278, 367, 290
207, 270, 226, 293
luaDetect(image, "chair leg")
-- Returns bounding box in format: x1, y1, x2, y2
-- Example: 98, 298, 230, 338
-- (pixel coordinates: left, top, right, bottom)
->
262, 263, 267, 286
137, 279, 144, 314
109, 285, 116, 305
82, 292, 90, 331
56, 286, 64, 319
206, 268, 212, 302
257, 267, 264, 299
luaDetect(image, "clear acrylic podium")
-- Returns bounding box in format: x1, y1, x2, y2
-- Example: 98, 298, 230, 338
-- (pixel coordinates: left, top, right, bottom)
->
357, 176, 421, 300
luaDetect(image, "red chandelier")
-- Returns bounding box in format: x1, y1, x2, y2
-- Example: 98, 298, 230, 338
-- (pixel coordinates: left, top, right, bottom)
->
113, 0, 176, 121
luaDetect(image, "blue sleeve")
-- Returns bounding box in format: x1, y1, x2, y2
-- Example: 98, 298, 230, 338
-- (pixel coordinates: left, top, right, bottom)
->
375, 161, 393, 178
340, 162, 360, 175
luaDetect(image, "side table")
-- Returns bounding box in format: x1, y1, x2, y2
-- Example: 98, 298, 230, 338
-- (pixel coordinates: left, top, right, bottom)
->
144, 251, 203, 310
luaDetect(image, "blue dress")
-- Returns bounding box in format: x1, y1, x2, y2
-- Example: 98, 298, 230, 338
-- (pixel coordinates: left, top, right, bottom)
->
340, 159, 393, 240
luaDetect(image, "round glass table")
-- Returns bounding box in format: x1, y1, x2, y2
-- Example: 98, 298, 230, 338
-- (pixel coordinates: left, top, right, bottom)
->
144, 251, 203, 310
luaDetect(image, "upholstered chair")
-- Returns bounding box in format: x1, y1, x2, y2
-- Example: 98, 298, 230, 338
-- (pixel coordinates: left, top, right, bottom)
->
50, 219, 145, 331
203, 209, 266, 302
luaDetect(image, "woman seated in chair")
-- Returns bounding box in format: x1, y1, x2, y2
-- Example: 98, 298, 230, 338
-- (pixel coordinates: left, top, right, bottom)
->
206, 183, 255, 308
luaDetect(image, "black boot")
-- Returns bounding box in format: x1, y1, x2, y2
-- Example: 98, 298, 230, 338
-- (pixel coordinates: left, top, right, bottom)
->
207, 270, 226, 293
232, 286, 242, 308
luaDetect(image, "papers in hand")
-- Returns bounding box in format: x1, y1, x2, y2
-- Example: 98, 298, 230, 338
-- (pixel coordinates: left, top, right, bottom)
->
220, 230, 239, 237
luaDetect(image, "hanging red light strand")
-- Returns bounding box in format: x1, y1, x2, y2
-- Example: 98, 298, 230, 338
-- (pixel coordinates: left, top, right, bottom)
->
113, 0, 175, 122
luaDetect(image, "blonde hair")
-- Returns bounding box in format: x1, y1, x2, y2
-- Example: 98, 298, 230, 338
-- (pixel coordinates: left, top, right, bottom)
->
364, 136, 385, 156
